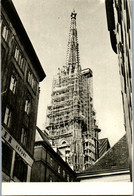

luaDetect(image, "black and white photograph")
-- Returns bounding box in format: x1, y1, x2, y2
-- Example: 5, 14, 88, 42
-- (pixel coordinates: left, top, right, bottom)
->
1, 0, 133, 195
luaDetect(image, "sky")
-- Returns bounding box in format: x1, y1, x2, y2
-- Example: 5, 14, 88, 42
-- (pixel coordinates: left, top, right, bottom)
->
12, 0, 125, 147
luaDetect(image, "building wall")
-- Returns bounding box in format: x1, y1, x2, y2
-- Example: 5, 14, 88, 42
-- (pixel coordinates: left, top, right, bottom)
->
31, 142, 76, 182
1, 0, 45, 182
113, 0, 132, 175
79, 172, 130, 182
105, 0, 132, 179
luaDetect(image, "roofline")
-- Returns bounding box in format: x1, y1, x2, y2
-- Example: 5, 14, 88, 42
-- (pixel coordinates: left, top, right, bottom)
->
76, 168, 130, 179
34, 140, 76, 176
2, 0, 46, 81
99, 137, 110, 148
93, 134, 126, 165
99, 137, 109, 141
81, 134, 126, 174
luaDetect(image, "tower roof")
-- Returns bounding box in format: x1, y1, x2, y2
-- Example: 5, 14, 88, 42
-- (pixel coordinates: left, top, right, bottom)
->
66, 10, 81, 73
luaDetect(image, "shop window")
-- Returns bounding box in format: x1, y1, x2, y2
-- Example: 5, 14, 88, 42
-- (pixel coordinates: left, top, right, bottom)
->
2, 142, 12, 176
21, 127, 27, 146
4, 106, 12, 128
13, 154, 27, 182
9, 75, 17, 94
24, 99, 31, 115
2, 25, 9, 42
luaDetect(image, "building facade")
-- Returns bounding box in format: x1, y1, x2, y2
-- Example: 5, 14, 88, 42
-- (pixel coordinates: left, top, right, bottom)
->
105, 0, 132, 180
31, 127, 76, 182
1, 0, 46, 182
45, 10, 101, 172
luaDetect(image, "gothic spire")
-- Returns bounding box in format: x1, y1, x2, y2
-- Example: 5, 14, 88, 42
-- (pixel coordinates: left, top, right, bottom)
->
66, 10, 81, 74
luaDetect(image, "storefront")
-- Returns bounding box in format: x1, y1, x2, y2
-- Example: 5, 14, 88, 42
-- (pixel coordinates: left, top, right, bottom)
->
2, 126, 33, 182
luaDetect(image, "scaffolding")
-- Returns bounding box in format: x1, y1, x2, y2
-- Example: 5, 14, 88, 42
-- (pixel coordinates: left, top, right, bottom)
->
45, 10, 100, 172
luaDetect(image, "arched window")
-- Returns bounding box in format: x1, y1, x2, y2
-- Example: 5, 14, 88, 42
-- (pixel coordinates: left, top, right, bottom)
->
62, 141, 66, 145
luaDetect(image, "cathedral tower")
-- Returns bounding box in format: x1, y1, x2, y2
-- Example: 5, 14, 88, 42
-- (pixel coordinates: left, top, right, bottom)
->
46, 10, 101, 171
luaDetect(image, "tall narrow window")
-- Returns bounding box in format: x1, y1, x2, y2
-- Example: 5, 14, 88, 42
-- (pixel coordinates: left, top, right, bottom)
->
20, 58, 24, 71
18, 54, 22, 66
28, 72, 31, 84
9, 75, 17, 94
21, 127, 27, 146
58, 165, 60, 174
14, 47, 19, 61
4, 106, 11, 127
50, 157, 53, 166
2, 143, 12, 176
24, 99, 31, 115
49, 176, 53, 182
67, 174, 70, 182
2, 25, 9, 42
28, 71, 36, 90
31, 78, 35, 89
63, 170, 65, 178
13, 154, 27, 182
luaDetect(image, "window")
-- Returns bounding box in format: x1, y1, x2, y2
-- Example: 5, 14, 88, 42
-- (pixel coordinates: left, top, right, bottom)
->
14, 47, 19, 61
58, 165, 60, 174
63, 170, 65, 178
67, 174, 70, 182
2, 25, 9, 42
21, 127, 27, 146
28, 71, 36, 90
65, 150, 70, 154
9, 75, 17, 94
2, 142, 12, 176
62, 141, 66, 145
14, 46, 26, 72
20, 58, 25, 71
13, 154, 27, 182
49, 176, 53, 182
50, 157, 53, 166
4, 106, 11, 127
24, 99, 31, 115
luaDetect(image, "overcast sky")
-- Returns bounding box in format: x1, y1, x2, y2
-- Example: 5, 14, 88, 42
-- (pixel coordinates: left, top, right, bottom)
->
12, 0, 125, 146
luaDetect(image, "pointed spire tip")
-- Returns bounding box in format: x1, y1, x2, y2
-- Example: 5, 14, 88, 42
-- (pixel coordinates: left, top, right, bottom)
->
71, 9, 77, 19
